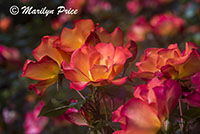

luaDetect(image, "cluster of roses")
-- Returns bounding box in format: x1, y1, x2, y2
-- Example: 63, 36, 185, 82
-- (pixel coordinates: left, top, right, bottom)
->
113, 42, 200, 134
127, 13, 185, 42
22, 19, 136, 133
22, 19, 135, 95
22, 19, 200, 134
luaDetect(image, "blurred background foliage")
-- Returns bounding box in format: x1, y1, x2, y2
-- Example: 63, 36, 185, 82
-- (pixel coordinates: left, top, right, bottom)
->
0, 0, 200, 133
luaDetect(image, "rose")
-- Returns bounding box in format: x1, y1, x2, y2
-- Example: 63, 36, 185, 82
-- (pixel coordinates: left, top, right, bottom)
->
131, 42, 200, 80
62, 43, 132, 90
112, 78, 182, 134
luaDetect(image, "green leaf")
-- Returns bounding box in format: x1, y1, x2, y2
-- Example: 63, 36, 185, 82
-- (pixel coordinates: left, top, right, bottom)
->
39, 98, 87, 117
39, 98, 70, 117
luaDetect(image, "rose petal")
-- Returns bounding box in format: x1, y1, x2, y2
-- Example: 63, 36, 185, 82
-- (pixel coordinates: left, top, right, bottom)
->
95, 43, 115, 62
121, 98, 161, 134
69, 81, 89, 91
109, 64, 124, 79
192, 72, 200, 87
32, 36, 63, 65
70, 45, 96, 78
185, 42, 199, 55
85, 32, 101, 46
28, 76, 58, 95
111, 77, 127, 85
169, 50, 200, 78
90, 64, 110, 81
96, 27, 124, 46
111, 27, 124, 46
114, 47, 131, 65
65, 112, 89, 126
183, 89, 200, 107
161, 65, 178, 79
125, 40, 138, 62
21, 56, 60, 81
62, 60, 90, 82
59, 19, 95, 52
136, 48, 160, 72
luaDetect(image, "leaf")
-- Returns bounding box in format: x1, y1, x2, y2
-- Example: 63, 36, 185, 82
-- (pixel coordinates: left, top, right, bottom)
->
39, 98, 87, 117
39, 98, 70, 117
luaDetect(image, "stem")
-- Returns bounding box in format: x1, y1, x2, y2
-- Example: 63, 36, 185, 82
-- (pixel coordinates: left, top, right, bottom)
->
76, 90, 86, 100
178, 99, 184, 134
56, 80, 59, 92
56, 75, 63, 92
102, 94, 108, 121
102, 95, 109, 134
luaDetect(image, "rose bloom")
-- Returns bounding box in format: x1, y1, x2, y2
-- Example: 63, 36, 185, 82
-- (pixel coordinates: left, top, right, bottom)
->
24, 101, 48, 134
62, 43, 132, 90
21, 36, 69, 95
127, 17, 152, 42
22, 20, 94, 95
112, 78, 181, 134
131, 42, 200, 80
150, 13, 185, 36
22, 19, 136, 95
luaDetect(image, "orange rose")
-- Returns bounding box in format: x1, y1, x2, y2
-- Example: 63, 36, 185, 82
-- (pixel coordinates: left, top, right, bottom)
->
62, 43, 132, 90
21, 36, 69, 95
112, 78, 182, 134
132, 42, 200, 80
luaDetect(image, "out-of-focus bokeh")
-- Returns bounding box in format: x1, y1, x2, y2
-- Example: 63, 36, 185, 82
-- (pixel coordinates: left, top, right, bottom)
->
0, 0, 200, 133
